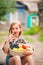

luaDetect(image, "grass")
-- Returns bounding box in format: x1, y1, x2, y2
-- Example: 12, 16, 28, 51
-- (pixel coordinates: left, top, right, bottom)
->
0, 35, 34, 43
0, 31, 8, 43
0, 38, 5, 43
23, 35, 34, 43
0, 30, 38, 43
22, 26, 40, 35
38, 32, 43, 42
0, 31, 8, 36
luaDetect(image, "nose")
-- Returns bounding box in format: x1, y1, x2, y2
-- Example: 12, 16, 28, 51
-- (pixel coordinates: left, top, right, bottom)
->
14, 29, 16, 32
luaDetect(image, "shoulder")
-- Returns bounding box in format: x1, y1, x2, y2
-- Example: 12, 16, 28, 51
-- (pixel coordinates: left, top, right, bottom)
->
19, 35, 24, 39
17, 35, 27, 44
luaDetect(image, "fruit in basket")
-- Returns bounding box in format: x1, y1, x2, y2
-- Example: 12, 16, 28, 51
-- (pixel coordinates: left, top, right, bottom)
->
26, 47, 32, 51
12, 44, 32, 52
13, 48, 18, 52
22, 44, 32, 51
13, 47, 23, 52
21, 45, 26, 49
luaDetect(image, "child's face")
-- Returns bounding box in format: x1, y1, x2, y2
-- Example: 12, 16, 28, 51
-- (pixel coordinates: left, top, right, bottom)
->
11, 24, 21, 37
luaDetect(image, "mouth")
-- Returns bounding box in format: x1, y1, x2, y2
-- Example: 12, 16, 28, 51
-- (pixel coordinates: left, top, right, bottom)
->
14, 32, 17, 34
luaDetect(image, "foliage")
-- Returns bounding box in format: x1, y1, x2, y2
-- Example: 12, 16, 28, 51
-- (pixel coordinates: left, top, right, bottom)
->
28, 26, 40, 35
38, 32, 43, 42
0, 0, 16, 20
23, 26, 40, 35
0, 16, 7, 21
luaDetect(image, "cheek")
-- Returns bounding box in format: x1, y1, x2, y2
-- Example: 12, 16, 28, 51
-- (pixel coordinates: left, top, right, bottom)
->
18, 30, 21, 33
17, 30, 20, 34
17, 31, 20, 33
12, 30, 14, 33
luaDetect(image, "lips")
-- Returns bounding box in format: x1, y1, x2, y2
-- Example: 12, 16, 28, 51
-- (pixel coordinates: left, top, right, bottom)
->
14, 32, 17, 34
12, 32, 17, 35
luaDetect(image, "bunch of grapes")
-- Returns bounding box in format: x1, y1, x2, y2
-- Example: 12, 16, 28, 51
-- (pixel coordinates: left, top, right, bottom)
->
10, 44, 19, 49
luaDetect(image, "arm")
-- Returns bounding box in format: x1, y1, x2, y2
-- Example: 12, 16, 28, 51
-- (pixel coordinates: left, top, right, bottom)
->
3, 41, 10, 54
3, 34, 14, 54
21, 37, 34, 55
23, 49, 34, 56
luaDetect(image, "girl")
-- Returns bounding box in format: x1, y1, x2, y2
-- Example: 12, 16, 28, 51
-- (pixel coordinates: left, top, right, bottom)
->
3, 21, 34, 65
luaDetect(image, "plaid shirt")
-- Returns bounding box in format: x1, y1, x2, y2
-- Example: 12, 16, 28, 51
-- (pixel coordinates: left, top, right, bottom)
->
2, 35, 27, 50
9, 35, 27, 49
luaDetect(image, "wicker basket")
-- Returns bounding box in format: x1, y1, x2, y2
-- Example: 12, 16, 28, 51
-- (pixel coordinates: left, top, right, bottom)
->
9, 48, 25, 57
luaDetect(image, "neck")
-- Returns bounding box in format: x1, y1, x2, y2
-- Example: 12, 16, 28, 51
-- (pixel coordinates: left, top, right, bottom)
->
14, 35, 19, 40
15, 35, 19, 38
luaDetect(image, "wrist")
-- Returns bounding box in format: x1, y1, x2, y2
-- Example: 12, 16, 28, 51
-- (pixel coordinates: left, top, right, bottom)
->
5, 40, 9, 43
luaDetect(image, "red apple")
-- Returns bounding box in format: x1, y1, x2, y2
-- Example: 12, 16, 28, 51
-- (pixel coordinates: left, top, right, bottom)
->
22, 45, 27, 49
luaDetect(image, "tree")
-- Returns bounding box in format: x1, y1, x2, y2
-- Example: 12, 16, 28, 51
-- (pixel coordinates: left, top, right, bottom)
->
0, 0, 16, 20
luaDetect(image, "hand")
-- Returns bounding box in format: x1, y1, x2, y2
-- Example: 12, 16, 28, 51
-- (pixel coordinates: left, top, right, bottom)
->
23, 49, 33, 56
7, 34, 14, 42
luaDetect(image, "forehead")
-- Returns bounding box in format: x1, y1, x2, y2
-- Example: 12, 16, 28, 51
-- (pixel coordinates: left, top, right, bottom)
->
12, 24, 20, 28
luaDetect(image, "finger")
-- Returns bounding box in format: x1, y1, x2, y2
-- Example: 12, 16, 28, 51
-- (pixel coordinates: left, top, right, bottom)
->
9, 34, 14, 38
9, 37, 14, 42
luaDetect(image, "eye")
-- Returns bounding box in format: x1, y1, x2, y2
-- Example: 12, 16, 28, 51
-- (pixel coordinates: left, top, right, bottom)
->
12, 28, 14, 30
16, 28, 18, 29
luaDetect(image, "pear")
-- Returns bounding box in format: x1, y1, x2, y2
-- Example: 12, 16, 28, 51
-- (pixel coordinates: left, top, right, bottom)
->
26, 48, 32, 51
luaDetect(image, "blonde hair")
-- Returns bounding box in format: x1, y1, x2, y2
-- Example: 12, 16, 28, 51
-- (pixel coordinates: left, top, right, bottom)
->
9, 21, 22, 36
